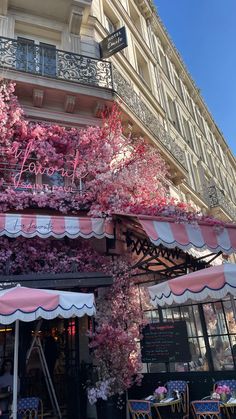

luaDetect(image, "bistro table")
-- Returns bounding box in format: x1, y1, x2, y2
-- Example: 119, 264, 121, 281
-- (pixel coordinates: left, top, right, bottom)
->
152, 397, 182, 419
221, 399, 236, 419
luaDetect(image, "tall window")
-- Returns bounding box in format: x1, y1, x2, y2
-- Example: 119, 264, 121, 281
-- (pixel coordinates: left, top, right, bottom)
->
16, 37, 56, 77
104, 14, 118, 33
129, 1, 142, 34
167, 95, 180, 132
186, 94, 195, 119
196, 109, 205, 134
174, 74, 183, 99
159, 50, 169, 78
183, 118, 193, 146
136, 49, 150, 86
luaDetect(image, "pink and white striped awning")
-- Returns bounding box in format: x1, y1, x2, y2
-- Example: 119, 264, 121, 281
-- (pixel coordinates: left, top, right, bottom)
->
138, 217, 236, 254
148, 263, 236, 307
0, 213, 114, 239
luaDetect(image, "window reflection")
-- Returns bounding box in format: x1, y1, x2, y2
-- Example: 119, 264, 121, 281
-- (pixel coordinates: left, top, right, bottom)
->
141, 297, 236, 373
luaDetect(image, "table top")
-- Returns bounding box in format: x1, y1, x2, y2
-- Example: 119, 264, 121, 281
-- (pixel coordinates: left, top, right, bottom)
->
153, 398, 181, 407
222, 401, 236, 407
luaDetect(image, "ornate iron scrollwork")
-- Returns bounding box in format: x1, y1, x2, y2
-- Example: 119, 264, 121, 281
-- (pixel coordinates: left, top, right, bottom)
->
207, 185, 236, 220
0, 36, 113, 90
113, 67, 187, 169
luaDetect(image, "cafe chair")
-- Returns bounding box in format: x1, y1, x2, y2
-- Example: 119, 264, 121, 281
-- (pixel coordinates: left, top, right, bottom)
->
128, 400, 152, 419
165, 381, 189, 418
191, 400, 221, 418
213, 379, 236, 393
17, 397, 43, 419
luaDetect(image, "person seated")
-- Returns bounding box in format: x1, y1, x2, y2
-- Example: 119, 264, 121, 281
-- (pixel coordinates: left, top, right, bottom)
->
0, 359, 20, 415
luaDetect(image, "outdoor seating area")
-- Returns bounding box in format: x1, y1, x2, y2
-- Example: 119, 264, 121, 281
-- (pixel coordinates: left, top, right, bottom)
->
128, 379, 236, 419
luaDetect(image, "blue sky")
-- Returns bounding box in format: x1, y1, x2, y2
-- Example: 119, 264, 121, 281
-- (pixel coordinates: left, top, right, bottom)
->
154, 0, 236, 156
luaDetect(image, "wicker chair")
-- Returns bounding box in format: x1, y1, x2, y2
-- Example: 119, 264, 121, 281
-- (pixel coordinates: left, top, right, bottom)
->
213, 379, 236, 393
128, 400, 153, 419
165, 380, 189, 418
191, 400, 221, 418
17, 397, 43, 419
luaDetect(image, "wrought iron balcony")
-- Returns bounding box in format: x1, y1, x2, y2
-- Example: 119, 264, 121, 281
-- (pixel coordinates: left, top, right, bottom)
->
0, 36, 113, 90
207, 184, 236, 220
113, 67, 187, 170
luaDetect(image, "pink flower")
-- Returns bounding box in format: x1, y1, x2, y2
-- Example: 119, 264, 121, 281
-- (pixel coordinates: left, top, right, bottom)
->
216, 385, 231, 395
155, 386, 167, 395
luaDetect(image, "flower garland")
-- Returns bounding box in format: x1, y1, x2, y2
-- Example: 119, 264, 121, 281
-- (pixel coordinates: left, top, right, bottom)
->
0, 79, 197, 220
87, 259, 146, 404
0, 236, 112, 275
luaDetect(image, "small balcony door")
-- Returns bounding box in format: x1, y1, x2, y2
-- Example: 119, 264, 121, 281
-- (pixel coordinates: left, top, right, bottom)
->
16, 37, 56, 77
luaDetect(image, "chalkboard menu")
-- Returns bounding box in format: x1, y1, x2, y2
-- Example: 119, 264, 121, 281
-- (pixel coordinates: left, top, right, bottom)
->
141, 321, 191, 363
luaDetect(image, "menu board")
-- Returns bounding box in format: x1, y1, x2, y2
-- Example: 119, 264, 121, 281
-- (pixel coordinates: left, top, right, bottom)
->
141, 321, 191, 363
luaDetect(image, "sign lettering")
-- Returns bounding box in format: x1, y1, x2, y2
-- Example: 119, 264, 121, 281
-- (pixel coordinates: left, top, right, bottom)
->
100, 26, 128, 59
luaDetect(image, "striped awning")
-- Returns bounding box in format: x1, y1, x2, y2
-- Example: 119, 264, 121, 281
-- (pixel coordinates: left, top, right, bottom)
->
138, 217, 236, 254
0, 213, 114, 239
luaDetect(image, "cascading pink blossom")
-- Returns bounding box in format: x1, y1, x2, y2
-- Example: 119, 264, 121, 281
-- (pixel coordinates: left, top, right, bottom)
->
0, 80, 197, 219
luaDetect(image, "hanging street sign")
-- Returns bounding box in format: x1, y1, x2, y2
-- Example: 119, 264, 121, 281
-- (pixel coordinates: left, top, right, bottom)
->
100, 26, 128, 59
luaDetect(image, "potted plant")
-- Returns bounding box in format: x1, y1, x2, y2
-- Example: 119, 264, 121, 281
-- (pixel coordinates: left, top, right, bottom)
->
215, 385, 231, 403
154, 386, 167, 401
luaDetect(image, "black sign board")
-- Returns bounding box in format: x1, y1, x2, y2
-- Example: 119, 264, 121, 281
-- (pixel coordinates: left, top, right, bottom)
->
100, 26, 128, 59
141, 321, 191, 363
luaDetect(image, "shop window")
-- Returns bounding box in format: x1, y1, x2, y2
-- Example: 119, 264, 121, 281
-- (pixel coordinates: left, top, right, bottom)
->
203, 301, 236, 371
42, 172, 64, 188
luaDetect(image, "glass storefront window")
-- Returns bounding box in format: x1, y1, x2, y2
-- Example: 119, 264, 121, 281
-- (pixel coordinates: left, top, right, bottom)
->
141, 297, 236, 373
203, 302, 227, 335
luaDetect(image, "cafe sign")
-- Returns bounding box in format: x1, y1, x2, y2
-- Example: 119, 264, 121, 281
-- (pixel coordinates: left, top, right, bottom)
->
100, 26, 128, 59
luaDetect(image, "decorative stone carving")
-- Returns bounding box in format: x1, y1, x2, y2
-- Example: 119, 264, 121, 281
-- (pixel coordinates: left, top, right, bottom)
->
64, 95, 76, 113
33, 89, 44, 108
69, 0, 92, 34
113, 67, 187, 169
94, 102, 106, 118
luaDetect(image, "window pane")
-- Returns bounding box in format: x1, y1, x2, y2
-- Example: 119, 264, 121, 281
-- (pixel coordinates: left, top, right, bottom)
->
209, 336, 231, 371
189, 338, 208, 371
203, 302, 227, 335
223, 300, 236, 333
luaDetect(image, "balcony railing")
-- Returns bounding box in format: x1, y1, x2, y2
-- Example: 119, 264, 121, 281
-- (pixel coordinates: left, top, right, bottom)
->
206, 184, 236, 221
0, 36, 113, 90
113, 67, 187, 169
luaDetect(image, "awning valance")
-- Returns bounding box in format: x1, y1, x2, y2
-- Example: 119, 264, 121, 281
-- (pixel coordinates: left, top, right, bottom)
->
148, 263, 236, 307
0, 213, 114, 239
138, 217, 236, 254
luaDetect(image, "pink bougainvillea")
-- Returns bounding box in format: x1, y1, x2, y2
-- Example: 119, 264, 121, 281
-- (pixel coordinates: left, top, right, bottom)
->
87, 260, 146, 402
0, 79, 196, 219
0, 79, 226, 403
0, 236, 112, 275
